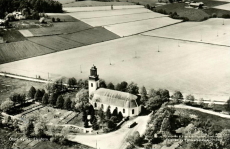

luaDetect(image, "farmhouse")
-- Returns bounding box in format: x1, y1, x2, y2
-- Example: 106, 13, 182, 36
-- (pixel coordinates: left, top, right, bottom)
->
88, 65, 141, 117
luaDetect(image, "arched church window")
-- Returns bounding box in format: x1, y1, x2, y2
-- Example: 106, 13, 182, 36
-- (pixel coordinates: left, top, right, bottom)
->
91, 83, 93, 87
132, 109, 134, 114
95, 102, 97, 107
123, 109, 125, 113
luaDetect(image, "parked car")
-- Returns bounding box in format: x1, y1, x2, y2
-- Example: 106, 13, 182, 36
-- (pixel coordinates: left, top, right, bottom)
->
128, 121, 137, 128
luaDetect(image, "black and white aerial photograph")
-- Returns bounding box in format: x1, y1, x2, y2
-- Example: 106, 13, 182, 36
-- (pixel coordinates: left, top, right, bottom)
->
0, 0, 230, 149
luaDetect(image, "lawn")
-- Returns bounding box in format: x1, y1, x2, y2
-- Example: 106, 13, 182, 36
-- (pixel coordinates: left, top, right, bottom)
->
1, 35, 230, 101
175, 108, 230, 129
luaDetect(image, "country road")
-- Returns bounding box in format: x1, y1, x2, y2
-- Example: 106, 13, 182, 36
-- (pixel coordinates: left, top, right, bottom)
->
67, 113, 151, 149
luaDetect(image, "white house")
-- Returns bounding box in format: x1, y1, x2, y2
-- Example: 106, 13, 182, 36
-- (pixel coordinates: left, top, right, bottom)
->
88, 65, 141, 117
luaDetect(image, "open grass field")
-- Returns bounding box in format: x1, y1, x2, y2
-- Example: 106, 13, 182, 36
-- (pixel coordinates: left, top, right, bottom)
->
28, 21, 92, 37
28, 36, 84, 51
204, 8, 230, 17
80, 12, 165, 27
63, 5, 143, 12
0, 76, 45, 104
175, 108, 230, 129
60, 27, 120, 44
0, 40, 54, 64
1, 35, 230, 101
63, 1, 134, 7
104, 17, 181, 36
142, 18, 230, 46
67, 8, 151, 19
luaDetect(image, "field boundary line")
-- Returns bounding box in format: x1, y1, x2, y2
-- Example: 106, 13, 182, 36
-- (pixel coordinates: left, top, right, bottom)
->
121, 21, 183, 37
79, 11, 153, 19
140, 34, 230, 48
96, 16, 167, 27
63, 6, 144, 13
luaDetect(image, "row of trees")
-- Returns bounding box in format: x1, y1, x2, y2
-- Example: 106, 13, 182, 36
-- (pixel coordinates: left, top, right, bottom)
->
0, 0, 62, 18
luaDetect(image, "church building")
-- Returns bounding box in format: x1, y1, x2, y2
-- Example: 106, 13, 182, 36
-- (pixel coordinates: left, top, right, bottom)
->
88, 65, 141, 117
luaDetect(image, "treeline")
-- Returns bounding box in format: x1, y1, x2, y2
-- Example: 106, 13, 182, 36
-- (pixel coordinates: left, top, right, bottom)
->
0, 0, 62, 18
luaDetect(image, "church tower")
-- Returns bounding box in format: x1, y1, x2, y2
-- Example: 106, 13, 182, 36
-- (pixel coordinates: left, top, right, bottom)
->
89, 65, 99, 96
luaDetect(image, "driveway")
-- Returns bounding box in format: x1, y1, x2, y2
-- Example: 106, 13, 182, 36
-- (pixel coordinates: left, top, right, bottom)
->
67, 114, 151, 149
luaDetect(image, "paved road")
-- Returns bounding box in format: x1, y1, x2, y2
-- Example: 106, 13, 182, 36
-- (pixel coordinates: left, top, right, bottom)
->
171, 104, 230, 119
67, 114, 151, 149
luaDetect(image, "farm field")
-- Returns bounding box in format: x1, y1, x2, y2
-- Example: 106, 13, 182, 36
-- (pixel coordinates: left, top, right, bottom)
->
214, 3, 230, 10
28, 36, 84, 51
63, 1, 134, 7
66, 8, 151, 19
104, 17, 182, 36
0, 29, 26, 42
0, 76, 45, 104
1, 35, 230, 101
63, 5, 143, 12
60, 27, 120, 44
27, 21, 92, 37
142, 18, 230, 46
0, 40, 54, 64
81, 12, 165, 27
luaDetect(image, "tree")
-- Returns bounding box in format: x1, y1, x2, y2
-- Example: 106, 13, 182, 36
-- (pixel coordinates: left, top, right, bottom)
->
126, 131, 142, 146
197, 98, 204, 107
149, 88, 157, 98
23, 119, 34, 137
1, 100, 14, 113
158, 89, 170, 101
98, 107, 105, 121
217, 129, 230, 146
208, 100, 215, 109
145, 95, 162, 111
99, 79, 107, 88
42, 93, 49, 105
34, 122, 47, 137
160, 117, 171, 132
110, 116, 118, 123
75, 89, 89, 104
51, 17, 55, 22
64, 97, 72, 110
68, 77, 77, 87
71, 101, 76, 111
115, 83, 121, 91
105, 107, 111, 119
117, 111, 123, 122
172, 91, 183, 100
106, 120, 116, 129
56, 95, 64, 108
56, 17, 60, 22
34, 89, 43, 101
112, 108, 118, 117
140, 86, 148, 105
49, 93, 58, 106
186, 94, 195, 102
126, 82, 139, 95
107, 82, 115, 90
225, 98, 230, 112
61, 126, 69, 138
28, 86, 36, 99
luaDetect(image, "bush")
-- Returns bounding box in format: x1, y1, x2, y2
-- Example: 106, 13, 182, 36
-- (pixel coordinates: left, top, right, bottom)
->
56, 18, 60, 22
222, 14, 230, 18
212, 13, 217, 18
